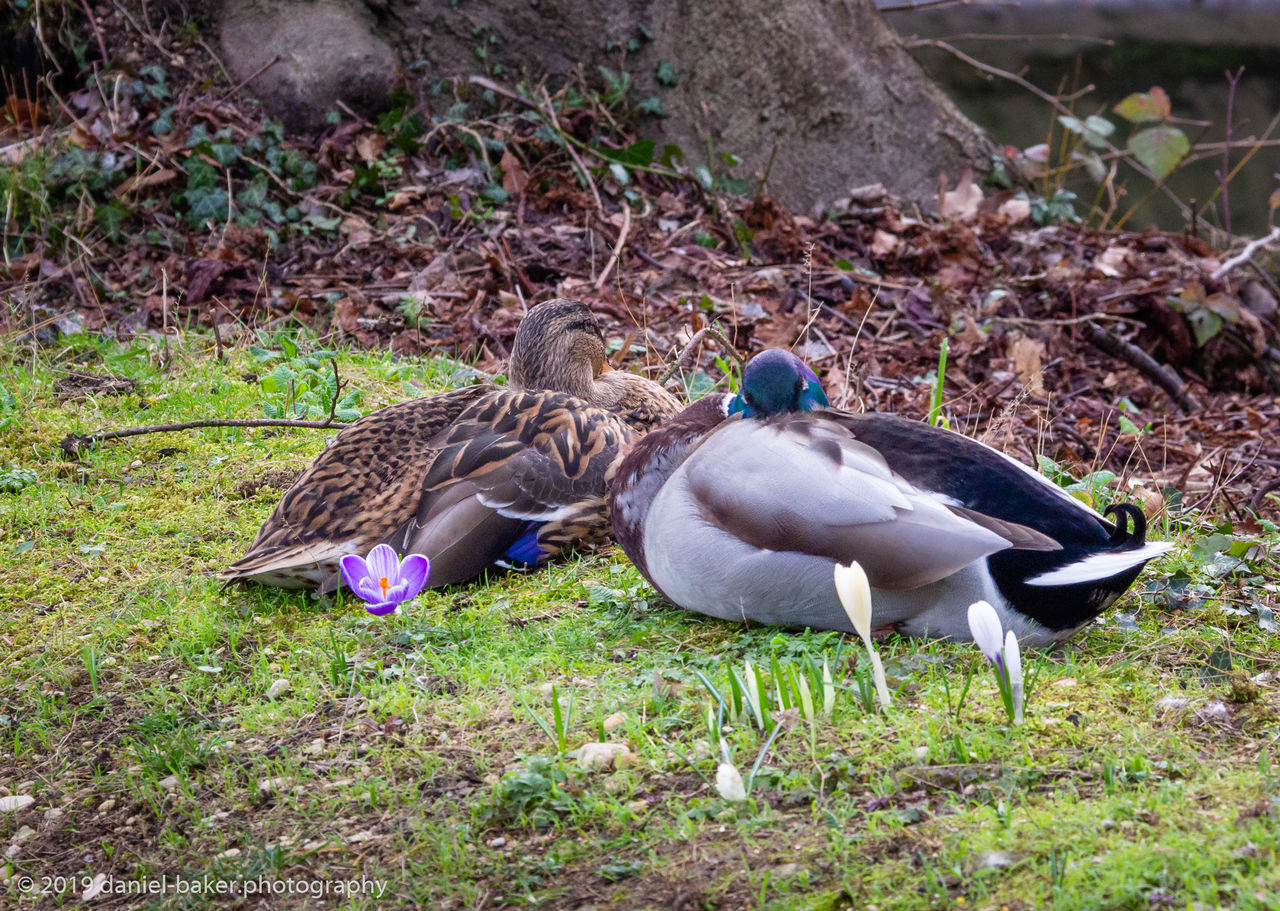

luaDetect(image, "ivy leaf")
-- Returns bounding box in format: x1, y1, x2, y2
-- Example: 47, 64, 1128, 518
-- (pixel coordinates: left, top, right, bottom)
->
1127, 126, 1189, 180
597, 139, 655, 168
655, 60, 678, 87
181, 186, 228, 226
94, 200, 131, 241
1113, 87, 1172, 124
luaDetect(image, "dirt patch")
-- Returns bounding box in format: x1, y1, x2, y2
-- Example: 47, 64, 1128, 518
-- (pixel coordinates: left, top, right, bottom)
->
53, 371, 136, 400
236, 469, 303, 499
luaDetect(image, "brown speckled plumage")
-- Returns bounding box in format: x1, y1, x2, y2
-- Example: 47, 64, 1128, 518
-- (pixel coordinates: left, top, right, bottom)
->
221, 299, 679, 591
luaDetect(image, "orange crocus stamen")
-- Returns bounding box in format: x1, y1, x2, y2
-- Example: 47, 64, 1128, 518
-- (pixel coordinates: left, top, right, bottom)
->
379, 577, 390, 597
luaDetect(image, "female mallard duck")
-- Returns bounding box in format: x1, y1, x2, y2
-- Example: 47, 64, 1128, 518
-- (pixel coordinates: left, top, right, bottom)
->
222, 299, 682, 591
610, 348, 1171, 645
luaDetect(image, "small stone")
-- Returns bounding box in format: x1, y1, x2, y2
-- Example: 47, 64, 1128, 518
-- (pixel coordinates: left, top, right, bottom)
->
129, 460, 143, 470
13, 825, 35, 842
536, 682, 555, 700
219, 848, 241, 858
44, 808, 63, 822
1052, 677, 1077, 688
602, 711, 627, 733
98, 799, 116, 813
158, 775, 179, 791
913, 746, 929, 761
266, 679, 291, 699
488, 836, 506, 848
347, 830, 374, 843
258, 777, 289, 795
0, 795, 34, 812
577, 742, 634, 771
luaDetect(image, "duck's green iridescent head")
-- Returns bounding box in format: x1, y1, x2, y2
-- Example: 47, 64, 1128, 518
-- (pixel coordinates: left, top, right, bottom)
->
728, 349, 830, 417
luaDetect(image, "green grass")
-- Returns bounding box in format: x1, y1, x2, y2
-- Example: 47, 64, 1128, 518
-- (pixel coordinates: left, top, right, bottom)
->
1, 331, 1278, 909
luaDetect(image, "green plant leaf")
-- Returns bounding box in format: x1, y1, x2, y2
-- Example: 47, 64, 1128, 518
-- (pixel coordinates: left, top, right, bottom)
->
1127, 126, 1189, 180
1113, 87, 1172, 123
655, 60, 678, 87
597, 139, 655, 168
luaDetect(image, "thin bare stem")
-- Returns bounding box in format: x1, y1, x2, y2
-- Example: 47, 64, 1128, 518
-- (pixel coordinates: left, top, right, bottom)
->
1218, 67, 1246, 242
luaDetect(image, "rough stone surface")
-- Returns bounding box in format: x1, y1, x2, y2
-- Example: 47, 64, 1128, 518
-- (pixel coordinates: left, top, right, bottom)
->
219, 0, 396, 131
214, 0, 993, 210
391, 0, 995, 212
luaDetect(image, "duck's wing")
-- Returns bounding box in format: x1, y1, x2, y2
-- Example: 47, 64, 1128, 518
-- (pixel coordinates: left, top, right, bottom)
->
221, 385, 490, 589
682, 414, 1055, 590
384, 390, 634, 587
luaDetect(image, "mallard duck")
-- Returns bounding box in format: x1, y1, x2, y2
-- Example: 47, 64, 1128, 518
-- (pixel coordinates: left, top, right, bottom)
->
222, 299, 682, 591
610, 348, 1172, 645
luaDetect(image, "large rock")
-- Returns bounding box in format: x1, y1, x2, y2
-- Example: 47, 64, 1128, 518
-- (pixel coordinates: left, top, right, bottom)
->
219, 0, 396, 131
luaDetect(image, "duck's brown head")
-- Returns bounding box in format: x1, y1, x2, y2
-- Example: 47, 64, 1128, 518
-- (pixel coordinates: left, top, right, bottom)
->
508, 299, 608, 399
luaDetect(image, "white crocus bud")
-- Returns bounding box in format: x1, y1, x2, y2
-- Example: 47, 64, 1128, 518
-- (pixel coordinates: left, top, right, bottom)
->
966, 600, 1005, 665
834, 561, 891, 708
715, 762, 747, 801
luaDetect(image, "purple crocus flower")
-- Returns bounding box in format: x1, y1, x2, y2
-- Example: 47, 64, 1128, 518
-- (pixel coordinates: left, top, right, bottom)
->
339, 544, 430, 616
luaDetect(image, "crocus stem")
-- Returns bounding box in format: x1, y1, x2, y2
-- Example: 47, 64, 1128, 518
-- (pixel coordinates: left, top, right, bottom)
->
868, 650, 892, 709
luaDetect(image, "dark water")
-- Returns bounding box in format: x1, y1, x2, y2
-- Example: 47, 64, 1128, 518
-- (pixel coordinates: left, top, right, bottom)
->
891, 11, 1280, 236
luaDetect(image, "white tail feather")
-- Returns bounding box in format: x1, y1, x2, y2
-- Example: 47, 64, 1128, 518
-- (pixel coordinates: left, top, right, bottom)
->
1024, 541, 1173, 587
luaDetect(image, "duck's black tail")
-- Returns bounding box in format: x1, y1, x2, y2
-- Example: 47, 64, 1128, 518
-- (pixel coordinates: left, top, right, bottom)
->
1104, 503, 1146, 548
1024, 501, 1171, 588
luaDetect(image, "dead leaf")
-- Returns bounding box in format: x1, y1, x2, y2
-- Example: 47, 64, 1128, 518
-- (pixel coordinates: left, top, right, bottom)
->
500, 149, 527, 196
114, 168, 178, 198
355, 132, 387, 164
871, 229, 899, 257
1092, 245, 1131, 278
997, 196, 1031, 223
941, 180, 984, 221
1010, 335, 1045, 395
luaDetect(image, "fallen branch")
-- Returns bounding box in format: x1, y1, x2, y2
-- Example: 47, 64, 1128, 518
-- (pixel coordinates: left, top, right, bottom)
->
659, 325, 743, 384
1210, 226, 1280, 280
1080, 322, 1202, 413
593, 204, 632, 291
63, 359, 355, 455
60, 416, 354, 456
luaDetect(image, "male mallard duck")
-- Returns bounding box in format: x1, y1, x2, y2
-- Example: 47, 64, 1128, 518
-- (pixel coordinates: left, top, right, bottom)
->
610, 349, 1172, 645
222, 299, 682, 591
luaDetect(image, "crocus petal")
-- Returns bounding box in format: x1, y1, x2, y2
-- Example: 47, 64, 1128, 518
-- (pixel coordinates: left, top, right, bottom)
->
396, 554, 431, 600
833, 561, 873, 644
967, 600, 1004, 663
340, 554, 375, 597
715, 762, 747, 802
1004, 629, 1024, 725
365, 544, 400, 586
364, 601, 400, 617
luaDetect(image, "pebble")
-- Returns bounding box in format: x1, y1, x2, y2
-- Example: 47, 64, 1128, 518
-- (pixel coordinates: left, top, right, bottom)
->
98, 799, 116, 813
488, 837, 506, 848
258, 777, 289, 795
602, 711, 627, 733
266, 678, 291, 699
578, 742, 634, 771
0, 795, 34, 812
159, 775, 179, 791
